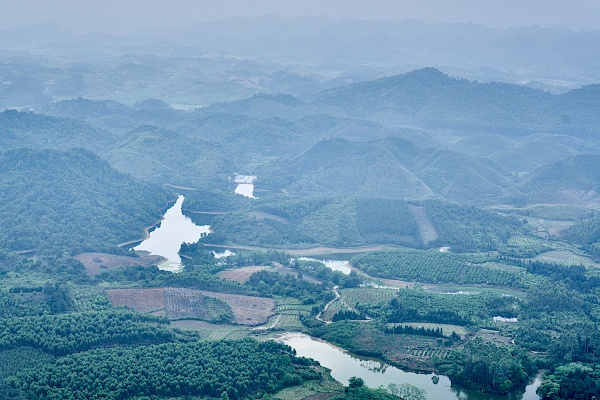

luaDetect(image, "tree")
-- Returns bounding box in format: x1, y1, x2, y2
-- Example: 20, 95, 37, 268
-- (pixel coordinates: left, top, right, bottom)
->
348, 377, 364, 388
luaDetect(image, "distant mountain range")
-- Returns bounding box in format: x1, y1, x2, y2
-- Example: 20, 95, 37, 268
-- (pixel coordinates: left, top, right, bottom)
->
3, 67, 600, 206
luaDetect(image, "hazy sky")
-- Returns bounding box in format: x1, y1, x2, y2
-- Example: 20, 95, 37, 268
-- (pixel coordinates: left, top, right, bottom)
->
1, 0, 599, 33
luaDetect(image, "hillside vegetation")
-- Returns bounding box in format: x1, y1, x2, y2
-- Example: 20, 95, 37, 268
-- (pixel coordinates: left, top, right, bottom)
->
0, 148, 170, 255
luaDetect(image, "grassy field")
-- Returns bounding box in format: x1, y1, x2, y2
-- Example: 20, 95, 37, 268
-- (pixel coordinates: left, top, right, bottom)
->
170, 320, 253, 340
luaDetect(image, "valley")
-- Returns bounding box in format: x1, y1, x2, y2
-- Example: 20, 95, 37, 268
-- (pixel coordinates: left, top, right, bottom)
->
1, 11, 600, 400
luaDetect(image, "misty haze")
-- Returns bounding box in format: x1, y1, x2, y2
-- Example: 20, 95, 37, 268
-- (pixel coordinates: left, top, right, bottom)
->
0, 1, 599, 400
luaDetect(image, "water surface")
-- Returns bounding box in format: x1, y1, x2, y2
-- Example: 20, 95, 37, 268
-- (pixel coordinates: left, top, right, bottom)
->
234, 174, 257, 198
134, 195, 210, 272
278, 333, 540, 400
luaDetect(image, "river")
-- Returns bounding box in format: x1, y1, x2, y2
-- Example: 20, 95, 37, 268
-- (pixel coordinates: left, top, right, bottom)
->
278, 333, 541, 400
134, 197, 541, 399
134, 195, 210, 272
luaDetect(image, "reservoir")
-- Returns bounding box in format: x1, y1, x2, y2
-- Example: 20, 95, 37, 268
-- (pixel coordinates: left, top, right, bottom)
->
134, 195, 210, 272
278, 333, 540, 400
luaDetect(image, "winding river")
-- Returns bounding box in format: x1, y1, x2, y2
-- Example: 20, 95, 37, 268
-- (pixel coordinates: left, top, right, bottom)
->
279, 333, 541, 400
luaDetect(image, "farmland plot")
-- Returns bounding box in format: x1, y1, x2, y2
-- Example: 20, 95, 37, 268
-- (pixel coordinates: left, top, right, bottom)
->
198, 290, 276, 326
106, 288, 165, 313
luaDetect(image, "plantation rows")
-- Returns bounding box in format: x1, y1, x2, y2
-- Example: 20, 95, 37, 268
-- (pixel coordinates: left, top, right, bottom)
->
351, 250, 526, 287
272, 315, 304, 330
386, 289, 521, 326
408, 348, 449, 359
340, 288, 397, 307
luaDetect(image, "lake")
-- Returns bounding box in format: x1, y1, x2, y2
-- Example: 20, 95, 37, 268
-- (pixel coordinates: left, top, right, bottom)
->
134, 195, 210, 272
278, 333, 541, 400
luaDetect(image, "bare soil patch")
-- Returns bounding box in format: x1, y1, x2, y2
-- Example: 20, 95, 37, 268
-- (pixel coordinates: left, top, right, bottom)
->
198, 290, 275, 326
218, 266, 271, 283
75, 252, 164, 276
105, 287, 274, 326
163, 288, 232, 322
106, 288, 165, 313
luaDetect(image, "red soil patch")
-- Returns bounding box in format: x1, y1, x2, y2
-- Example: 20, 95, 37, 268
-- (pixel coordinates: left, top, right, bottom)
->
198, 290, 275, 326
105, 287, 274, 326
75, 252, 164, 276
218, 266, 270, 283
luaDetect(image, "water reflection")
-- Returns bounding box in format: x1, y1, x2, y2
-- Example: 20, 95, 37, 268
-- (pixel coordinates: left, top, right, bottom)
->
278, 333, 540, 400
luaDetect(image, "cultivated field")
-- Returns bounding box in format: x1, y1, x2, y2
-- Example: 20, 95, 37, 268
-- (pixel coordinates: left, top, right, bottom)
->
198, 290, 275, 326
163, 288, 231, 321
105, 287, 274, 325
534, 250, 597, 266
170, 320, 252, 340
341, 287, 397, 307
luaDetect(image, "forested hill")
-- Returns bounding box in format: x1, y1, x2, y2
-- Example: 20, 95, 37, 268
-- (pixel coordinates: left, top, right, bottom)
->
519, 154, 600, 204
0, 110, 117, 152
261, 137, 514, 201
312, 68, 600, 136
0, 148, 170, 255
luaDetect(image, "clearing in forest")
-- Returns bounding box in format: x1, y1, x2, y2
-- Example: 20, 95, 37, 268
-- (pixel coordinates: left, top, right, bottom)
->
408, 205, 438, 244
105, 287, 274, 325
218, 266, 272, 283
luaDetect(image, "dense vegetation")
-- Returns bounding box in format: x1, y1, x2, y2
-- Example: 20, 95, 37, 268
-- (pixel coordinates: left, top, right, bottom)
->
196, 194, 523, 252
0, 148, 170, 255
385, 289, 520, 326
0, 311, 172, 356
7, 339, 321, 400
351, 249, 528, 287
437, 338, 535, 394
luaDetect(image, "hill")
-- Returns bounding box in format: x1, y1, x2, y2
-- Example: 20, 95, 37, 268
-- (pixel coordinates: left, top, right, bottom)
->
102, 125, 235, 188
312, 68, 600, 136
519, 154, 600, 204
262, 137, 513, 202
0, 148, 170, 254
0, 110, 117, 152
